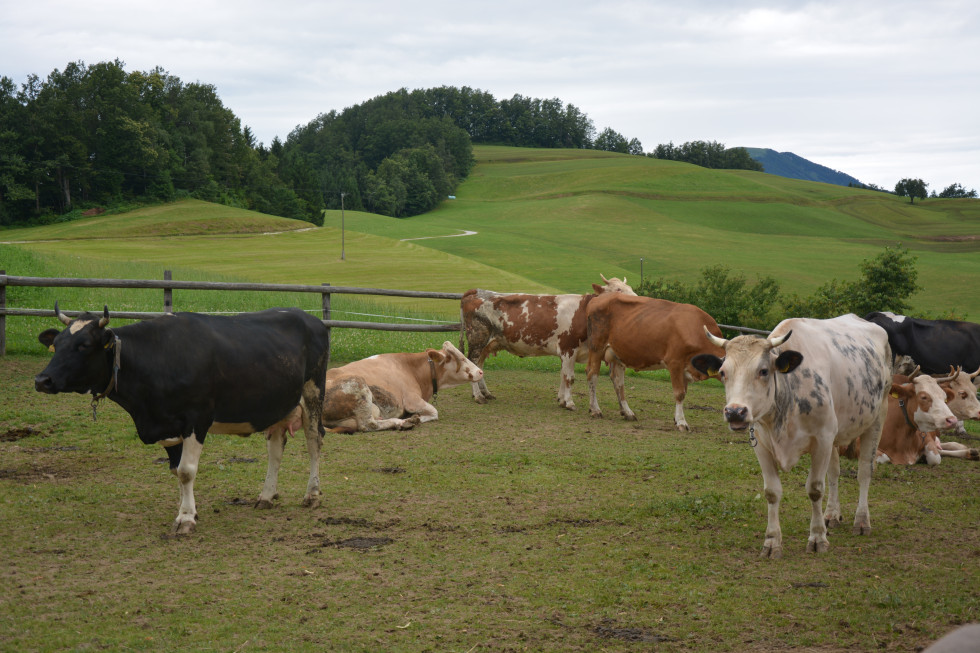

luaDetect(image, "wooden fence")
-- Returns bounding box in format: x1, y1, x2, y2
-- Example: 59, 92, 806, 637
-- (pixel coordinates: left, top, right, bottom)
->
0, 270, 464, 356
0, 270, 770, 356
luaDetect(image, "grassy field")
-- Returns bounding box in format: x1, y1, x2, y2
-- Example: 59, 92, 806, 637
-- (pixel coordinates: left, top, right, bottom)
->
1, 356, 977, 652
1, 145, 979, 650
3, 145, 980, 334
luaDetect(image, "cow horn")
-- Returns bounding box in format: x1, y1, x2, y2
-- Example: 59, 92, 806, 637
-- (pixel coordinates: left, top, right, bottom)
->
970, 365, 980, 380
704, 325, 728, 348
933, 365, 960, 384
908, 365, 921, 380
98, 305, 110, 328
768, 330, 792, 349
600, 273, 609, 283
54, 301, 71, 326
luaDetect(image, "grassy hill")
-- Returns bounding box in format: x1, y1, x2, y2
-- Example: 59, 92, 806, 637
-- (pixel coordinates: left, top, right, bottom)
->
3, 145, 979, 326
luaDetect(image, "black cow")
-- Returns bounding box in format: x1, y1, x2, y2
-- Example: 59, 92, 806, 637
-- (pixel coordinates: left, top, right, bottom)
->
863, 311, 980, 374
35, 304, 330, 534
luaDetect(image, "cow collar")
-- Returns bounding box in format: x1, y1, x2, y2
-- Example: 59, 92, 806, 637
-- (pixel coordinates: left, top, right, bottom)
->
429, 358, 439, 400
91, 332, 122, 420
897, 398, 917, 430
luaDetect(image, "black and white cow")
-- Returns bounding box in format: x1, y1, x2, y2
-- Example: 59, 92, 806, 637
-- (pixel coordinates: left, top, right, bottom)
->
692, 315, 892, 558
864, 312, 980, 374
35, 304, 330, 534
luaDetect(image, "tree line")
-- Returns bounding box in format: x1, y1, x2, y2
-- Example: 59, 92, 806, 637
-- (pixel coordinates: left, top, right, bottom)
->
0, 61, 775, 226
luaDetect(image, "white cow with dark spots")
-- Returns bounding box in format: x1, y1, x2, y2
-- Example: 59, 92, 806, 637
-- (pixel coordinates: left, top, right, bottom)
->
692, 314, 891, 558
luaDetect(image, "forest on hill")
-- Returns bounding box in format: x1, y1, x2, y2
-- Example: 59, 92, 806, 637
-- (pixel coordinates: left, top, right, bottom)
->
0, 60, 763, 227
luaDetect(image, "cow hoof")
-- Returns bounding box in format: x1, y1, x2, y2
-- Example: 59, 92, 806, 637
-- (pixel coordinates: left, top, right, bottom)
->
254, 498, 275, 510
824, 516, 842, 529
806, 539, 830, 554
590, 410, 603, 419
676, 423, 690, 432
621, 413, 637, 422
475, 396, 489, 405
760, 544, 782, 559
968, 449, 980, 461
173, 519, 196, 535
302, 494, 321, 509
852, 524, 872, 536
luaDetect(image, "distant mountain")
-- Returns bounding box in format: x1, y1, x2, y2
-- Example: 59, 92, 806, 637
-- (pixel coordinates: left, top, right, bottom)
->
744, 148, 864, 187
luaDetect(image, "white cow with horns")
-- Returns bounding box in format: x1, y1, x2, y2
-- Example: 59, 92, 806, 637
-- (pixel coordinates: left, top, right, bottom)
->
691, 315, 892, 558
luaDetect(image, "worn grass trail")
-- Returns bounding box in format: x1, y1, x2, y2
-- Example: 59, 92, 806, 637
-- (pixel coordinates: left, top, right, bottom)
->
1, 355, 977, 652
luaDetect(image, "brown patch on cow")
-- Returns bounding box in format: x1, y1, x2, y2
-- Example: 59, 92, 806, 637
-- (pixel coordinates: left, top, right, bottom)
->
322, 382, 367, 422
499, 295, 559, 346
367, 385, 401, 417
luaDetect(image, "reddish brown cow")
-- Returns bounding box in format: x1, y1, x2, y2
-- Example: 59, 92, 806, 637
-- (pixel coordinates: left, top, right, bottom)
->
460, 275, 635, 409
585, 294, 724, 430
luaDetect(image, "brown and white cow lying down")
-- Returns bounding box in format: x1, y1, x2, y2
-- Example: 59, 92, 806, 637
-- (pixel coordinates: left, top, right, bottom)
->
585, 293, 724, 430
841, 367, 979, 466
460, 274, 635, 409
321, 341, 483, 433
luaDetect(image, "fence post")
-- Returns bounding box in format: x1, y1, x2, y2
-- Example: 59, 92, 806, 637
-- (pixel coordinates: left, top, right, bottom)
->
0, 269, 6, 356
322, 282, 332, 360
163, 270, 173, 314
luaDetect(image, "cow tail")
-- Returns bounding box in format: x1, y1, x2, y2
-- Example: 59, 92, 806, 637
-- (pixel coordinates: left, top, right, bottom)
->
459, 307, 467, 357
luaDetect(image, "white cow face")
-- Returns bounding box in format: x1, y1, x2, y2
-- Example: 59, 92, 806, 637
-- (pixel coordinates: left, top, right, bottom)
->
891, 376, 958, 432
431, 341, 484, 387
593, 274, 637, 296
691, 329, 803, 431
943, 366, 980, 421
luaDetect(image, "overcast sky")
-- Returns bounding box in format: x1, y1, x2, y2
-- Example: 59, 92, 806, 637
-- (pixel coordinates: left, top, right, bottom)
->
3, 1, 978, 192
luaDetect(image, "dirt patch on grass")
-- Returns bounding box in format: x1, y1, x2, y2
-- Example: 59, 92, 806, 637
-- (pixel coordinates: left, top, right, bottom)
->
593, 618, 677, 644
1, 426, 41, 442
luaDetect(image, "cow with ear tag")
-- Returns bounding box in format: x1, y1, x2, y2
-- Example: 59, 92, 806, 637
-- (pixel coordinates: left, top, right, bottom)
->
691, 314, 891, 559
35, 302, 331, 534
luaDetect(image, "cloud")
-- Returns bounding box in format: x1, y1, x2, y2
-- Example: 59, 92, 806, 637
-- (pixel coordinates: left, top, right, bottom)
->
2, 0, 978, 190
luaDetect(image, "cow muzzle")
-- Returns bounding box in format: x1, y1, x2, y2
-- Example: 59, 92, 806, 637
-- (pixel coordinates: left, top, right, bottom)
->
35, 373, 57, 394
723, 405, 750, 430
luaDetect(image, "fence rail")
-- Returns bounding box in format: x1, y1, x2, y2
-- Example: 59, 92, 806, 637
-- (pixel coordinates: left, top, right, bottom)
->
0, 270, 464, 356
0, 270, 770, 356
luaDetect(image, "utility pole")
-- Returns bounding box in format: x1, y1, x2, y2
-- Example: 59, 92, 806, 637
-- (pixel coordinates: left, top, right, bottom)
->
340, 192, 346, 261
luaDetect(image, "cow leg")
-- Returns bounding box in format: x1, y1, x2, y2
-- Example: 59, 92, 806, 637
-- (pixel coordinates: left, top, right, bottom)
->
853, 424, 879, 536
754, 446, 784, 559
256, 426, 286, 509
469, 348, 494, 404
557, 354, 576, 410
823, 446, 843, 528
668, 362, 690, 431
586, 349, 604, 418
301, 406, 323, 507
805, 439, 832, 553
938, 441, 980, 460
173, 434, 205, 535
609, 360, 637, 421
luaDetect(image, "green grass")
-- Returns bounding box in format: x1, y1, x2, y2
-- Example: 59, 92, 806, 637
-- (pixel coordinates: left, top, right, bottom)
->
1, 358, 977, 651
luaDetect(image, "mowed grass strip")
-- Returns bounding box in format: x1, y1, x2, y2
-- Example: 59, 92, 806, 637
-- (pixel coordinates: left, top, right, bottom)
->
1, 356, 977, 651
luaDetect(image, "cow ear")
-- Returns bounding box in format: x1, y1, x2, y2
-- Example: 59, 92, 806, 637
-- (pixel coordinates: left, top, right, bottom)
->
890, 383, 913, 399
943, 387, 954, 403
691, 354, 723, 378
100, 329, 115, 348
592, 283, 603, 294
38, 328, 59, 350
774, 351, 803, 374
427, 349, 446, 363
